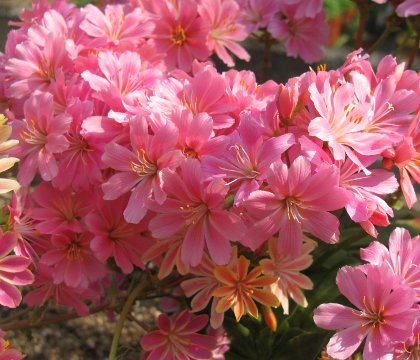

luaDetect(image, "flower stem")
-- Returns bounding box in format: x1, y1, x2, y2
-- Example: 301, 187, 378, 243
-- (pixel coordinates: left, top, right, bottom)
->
354, 0, 368, 49
108, 276, 154, 360
368, 16, 396, 54
261, 30, 272, 82
0, 304, 111, 331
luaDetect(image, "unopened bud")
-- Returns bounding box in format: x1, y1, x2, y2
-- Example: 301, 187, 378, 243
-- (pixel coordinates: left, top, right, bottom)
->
262, 306, 277, 332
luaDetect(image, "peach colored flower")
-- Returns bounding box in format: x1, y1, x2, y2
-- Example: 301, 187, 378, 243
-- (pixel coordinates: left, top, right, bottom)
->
213, 255, 279, 321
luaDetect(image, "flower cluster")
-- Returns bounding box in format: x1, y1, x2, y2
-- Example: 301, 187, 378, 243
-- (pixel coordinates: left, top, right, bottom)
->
314, 227, 420, 360
0, 0, 418, 358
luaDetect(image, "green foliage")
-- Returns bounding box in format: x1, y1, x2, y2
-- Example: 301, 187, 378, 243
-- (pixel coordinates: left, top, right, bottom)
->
323, 0, 354, 20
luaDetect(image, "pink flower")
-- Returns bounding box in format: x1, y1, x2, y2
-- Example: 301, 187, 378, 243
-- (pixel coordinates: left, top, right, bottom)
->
101, 116, 183, 223
82, 51, 161, 114
268, 4, 328, 63
140, 310, 216, 360
80, 4, 154, 50
260, 236, 315, 314
393, 115, 420, 209
85, 195, 153, 274
5, 33, 71, 100
7, 189, 49, 263
151, 0, 210, 72
308, 78, 389, 173
0, 231, 33, 308
149, 158, 245, 266
361, 227, 420, 297
171, 108, 229, 159
51, 104, 104, 191
11, 92, 71, 185
24, 264, 97, 316
396, 0, 420, 17
314, 265, 417, 360
30, 182, 93, 235
237, 0, 281, 33
0, 330, 22, 360
198, 0, 250, 67
202, 115, 295, 203
41, 232, 107, 288
244, 156, 347, 255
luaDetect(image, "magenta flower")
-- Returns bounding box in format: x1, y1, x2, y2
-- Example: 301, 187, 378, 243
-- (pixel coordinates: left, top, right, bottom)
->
141, 310, 216, 360
11, 92, 71, 185
314, 265, 417, 360
86, 195, 153, 274
149, 158, 245, 266
0, 231, 34, 308
150, 0, 210, 72
244, 156, 347, 255
41, 232, 107, 288
102, 116, 183, 223
361, 227, 420, 297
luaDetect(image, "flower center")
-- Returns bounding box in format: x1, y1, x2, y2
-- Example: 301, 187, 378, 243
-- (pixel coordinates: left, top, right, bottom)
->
19, 119, 47, 147
130, 149, 157, 178
285, 196, 303, 223
67, 241, 82, 261
171, 25, 187, 46
179, 203, 208, 226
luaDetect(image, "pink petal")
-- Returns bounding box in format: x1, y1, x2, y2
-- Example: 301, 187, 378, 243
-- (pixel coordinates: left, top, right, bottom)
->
314, 303, 361, 330
0, 280, 21, 308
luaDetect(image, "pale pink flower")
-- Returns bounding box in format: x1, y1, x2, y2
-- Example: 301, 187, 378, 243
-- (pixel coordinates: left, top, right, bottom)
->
0, 231, 33, 308
393, 320, 420, 359
140, 310, 216, 360
0, 115, 20, 194
5, 33, 72, 100
151, 0, 210, 72
314, 265, 417, 360
101, 116, 183, 223
244, 156, 347, 255
80, 4, 154, 50
41, 232, 107, 288
0, 330, 22, 360
149, 158, 245, 266
24, 264, 97, 316
198, 0, 250, 67
308, 79, 389, 173
281, 0, 323, 19
361, 227, 420, 297
86, 195, 153, 274
268, 4, 328, 63
11, 92, 71, 185
81, 51, 161, 114
260, 236, 315, 314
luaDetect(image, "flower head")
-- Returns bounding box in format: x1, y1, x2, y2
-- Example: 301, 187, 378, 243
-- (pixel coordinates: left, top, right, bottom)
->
213, 255, 279, 321
141, 310, 216, 360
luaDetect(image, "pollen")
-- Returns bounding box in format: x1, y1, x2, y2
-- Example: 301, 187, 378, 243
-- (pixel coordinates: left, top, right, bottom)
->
171, 25, 187, 46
